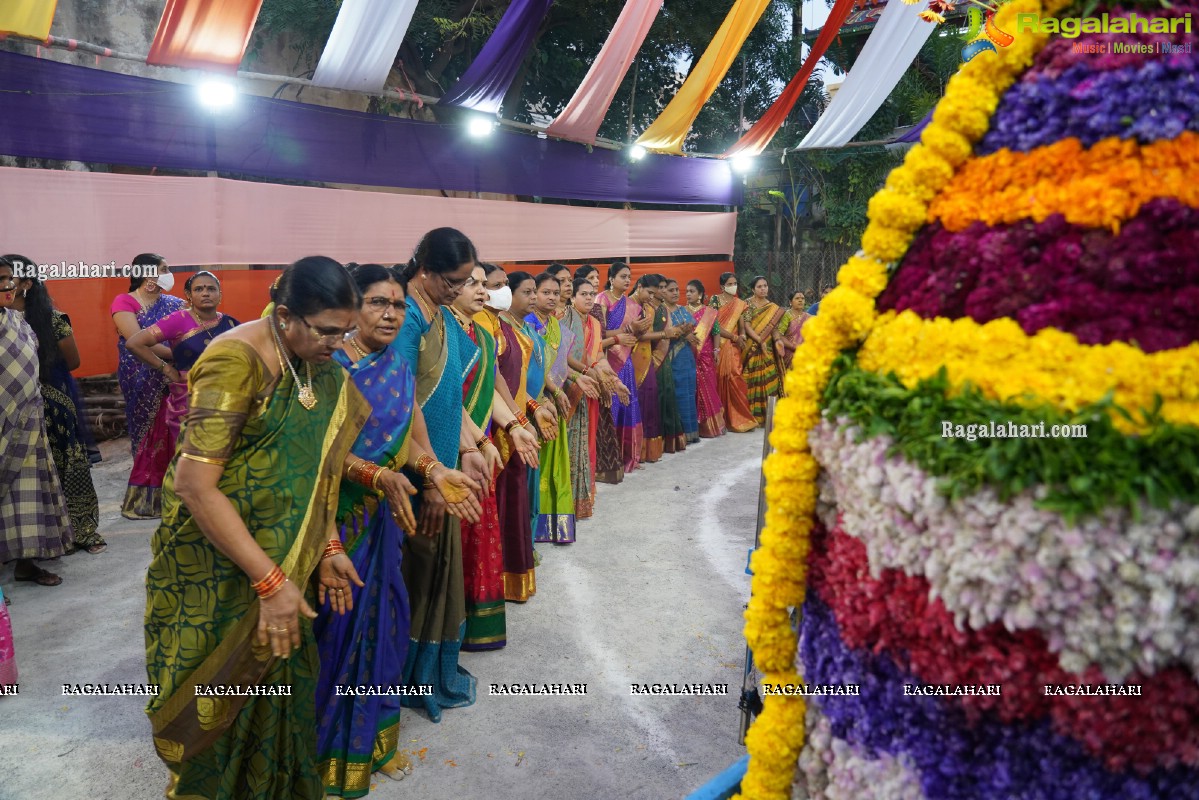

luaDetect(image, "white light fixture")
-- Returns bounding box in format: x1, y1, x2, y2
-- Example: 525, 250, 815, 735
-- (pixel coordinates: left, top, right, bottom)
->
197, 80, 237, 109
629, 144, 647, 161
467, 116, 496, 138
730, 154, 754, 175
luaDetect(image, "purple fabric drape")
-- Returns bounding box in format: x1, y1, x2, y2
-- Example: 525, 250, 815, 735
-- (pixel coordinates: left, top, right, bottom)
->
438, 0, 555, 114
0, 51, 738, 206
894, 109, 934, 143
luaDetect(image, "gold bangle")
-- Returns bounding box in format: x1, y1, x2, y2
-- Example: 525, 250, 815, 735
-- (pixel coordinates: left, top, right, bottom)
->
460, 447, 480, 456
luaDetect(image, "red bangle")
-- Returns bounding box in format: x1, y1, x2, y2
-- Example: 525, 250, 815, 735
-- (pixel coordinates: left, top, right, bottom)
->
476, 435, 492, 450
322, 539, 345, 560
251, 565, 286, 599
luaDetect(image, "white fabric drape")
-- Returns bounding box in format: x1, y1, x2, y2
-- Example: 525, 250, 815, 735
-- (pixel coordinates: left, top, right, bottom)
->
311, 0, 419, 92
797, 0, 935, 149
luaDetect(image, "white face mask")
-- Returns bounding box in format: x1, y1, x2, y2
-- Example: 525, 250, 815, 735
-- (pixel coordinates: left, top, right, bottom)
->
488, 285, 512, 311
724, 283, 737, 294
154, 272, 175, 292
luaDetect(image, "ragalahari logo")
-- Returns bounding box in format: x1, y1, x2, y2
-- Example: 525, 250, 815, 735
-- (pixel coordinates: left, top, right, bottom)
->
910, 0, 1015, 62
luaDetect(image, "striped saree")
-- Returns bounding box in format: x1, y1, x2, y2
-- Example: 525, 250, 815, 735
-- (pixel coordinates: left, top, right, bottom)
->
741, 301, 785, 424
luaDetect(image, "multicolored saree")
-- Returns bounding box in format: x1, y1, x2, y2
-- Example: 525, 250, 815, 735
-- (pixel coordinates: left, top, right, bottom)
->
654, 304, 687, 454
525, 313, 576, 545
122, 309, 239, 519
145, 339, 369, 800
598, 291, 643, 472
589, 302, 624, 485
632, 301, 663, 463
778, 308, 811, 376
563, 307, 599, 519
690, 305, 726, 438
111, 292, 185, 456
519, 316, 547, 546
489, 311, 536, 602
711, 295, 757, 433
669, 305, 700, 443
457, 317, 506, 651
741, 301, 785, 423
395, 299, 479, 722
314, 344, 415, 797
0, 583, 14, 687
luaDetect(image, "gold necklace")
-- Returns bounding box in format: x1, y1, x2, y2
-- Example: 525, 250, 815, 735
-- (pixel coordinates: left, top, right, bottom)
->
270, 317, 317, 410
411, 285, 438, 321
348, 336, 372, 361
448, 307, 474, 335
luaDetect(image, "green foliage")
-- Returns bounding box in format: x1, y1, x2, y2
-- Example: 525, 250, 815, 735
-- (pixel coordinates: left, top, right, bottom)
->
823, 356, 1199, 523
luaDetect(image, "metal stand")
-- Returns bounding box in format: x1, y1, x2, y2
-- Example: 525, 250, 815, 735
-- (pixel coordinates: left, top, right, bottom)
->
738, 396, 776, 745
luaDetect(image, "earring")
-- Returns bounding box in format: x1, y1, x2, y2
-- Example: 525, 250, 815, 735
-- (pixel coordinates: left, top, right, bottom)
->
280, 322, 287, 331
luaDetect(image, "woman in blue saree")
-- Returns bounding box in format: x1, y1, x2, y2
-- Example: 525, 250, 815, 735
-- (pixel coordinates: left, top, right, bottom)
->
665, 279, 700, 444
394, 229, 492, 723
315, 264, 480, 794
596, 263, 647, 473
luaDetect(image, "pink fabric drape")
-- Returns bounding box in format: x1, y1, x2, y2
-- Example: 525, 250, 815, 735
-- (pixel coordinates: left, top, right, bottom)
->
0, 167, 736, 265
545, 0, 664, 145
146, 0, 265, 72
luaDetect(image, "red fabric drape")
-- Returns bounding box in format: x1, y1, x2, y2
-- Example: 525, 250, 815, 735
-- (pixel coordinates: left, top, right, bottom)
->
723, 0, 856, 157
146, 0, 264, 72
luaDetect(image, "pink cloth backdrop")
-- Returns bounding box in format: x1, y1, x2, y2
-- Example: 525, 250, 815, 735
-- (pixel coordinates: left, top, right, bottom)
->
0, 167, 736, 265
545, 0, 664, 145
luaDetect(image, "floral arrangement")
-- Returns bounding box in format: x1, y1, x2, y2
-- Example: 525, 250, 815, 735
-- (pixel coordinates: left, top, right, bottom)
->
735, 0, 1199, 796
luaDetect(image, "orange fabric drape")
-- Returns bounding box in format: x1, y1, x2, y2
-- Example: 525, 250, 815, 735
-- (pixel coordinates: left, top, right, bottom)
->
633, 0, 772, 154
146, 0, 265, 72
0, 0, 57, 39
723, 0, 856, 157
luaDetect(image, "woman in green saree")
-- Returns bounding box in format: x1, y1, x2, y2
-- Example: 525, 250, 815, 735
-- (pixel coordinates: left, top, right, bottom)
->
145, 257, 372, 799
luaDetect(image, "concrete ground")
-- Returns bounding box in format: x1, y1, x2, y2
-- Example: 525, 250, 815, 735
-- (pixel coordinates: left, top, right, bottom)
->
0, 428, 764, 800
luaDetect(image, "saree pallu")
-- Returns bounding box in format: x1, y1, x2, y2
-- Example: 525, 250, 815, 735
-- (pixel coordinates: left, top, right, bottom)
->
691, 306, 726, 438
459, 323, 505, 651
778, 309, 810, 377
654, 306, 686, 454
112, 293, 184, 455
599, 293, 643, 472
43, 312, 101, 549
632, 305, 663, 463
145, 339, 368, 799
122, 311, 238, 520
741, 303, 784, 424
0, 309, 73, 563
563, 308, 597, 517
493, 317, 535, 602
526, 314, 575, 545
588, 304, 623, 485
712, 297, 757, 433
396, 302, 479, 722
521, 319, 548, 545
670, 307, 700, 443
315, 346, 415, 797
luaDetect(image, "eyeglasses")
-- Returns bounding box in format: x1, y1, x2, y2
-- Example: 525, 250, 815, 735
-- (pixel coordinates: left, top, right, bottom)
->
433, 273, 470, 291
363, 297, 407, 314
0, 277, 15, 290
296, 316, 354, 345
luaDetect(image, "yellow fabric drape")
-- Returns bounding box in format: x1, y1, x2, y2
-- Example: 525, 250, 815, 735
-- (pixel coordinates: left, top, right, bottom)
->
633, 0, 771, 154
0, 0, 57, 39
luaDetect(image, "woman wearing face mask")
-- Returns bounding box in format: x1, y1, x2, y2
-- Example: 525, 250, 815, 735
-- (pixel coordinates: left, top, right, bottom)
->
525, 273, 575, 545
314, 263, 480, 793
122, 271, 240, 519
110, 254, 185, 461
6, 255, 106, 555
686, 280, 726, 438
145, 257, 369, 799
740, 276, 784, 423
451, 264, 536, 649
0, 256, 74, 587
708, 272, 757, 433
595, 262, 646, 473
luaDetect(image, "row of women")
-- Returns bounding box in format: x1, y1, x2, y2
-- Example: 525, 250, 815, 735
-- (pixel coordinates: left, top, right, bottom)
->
1, 254, 109, 599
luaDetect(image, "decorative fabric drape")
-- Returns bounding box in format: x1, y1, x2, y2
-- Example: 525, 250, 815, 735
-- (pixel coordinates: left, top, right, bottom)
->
0, 50, 740, 206
146, 0, 265, 72
895, 108, 934, 143
311, 0, 420, 92
438, 0, 556, 114
0, 167, 737, 266
634, 0, 771, 154
545, 0, 664, 145
797, 0, 935, 149
0, 0, 57, 39
723, 0, 855, 157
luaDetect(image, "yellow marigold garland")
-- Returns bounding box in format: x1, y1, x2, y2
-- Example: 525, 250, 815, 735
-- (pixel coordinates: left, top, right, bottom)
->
928, 133, 1199, 232
733, 0, 1071, 796
858, 311, 1199, 431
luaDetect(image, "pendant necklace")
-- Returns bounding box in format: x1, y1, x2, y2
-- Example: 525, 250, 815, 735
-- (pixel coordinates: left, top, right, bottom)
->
271, 317, 317, 410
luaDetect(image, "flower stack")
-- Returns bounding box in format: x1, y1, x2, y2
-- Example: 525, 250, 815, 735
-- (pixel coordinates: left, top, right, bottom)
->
735, 0, 1199, 797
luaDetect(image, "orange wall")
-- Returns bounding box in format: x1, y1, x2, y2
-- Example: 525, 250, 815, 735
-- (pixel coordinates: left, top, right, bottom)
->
50, 271, 282, 378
